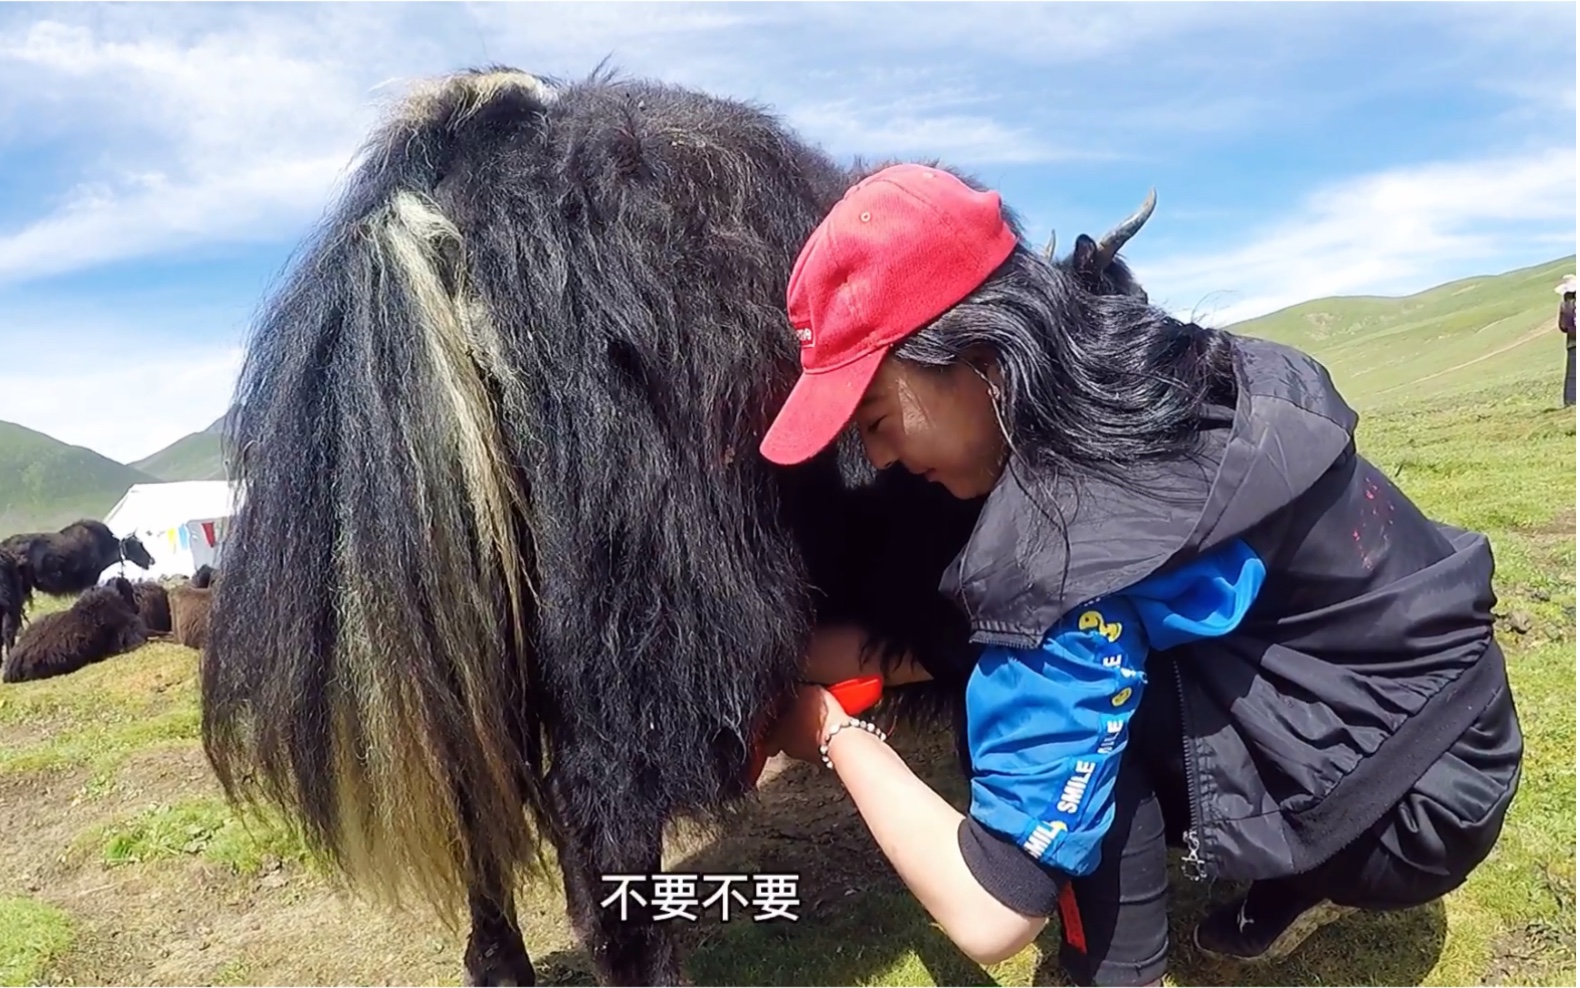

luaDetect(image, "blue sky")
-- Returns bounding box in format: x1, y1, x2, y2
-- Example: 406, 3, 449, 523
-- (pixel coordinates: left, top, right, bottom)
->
0, 1, 1574, 462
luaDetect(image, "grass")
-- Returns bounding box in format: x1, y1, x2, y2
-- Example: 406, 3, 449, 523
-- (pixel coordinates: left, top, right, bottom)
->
1233, 254, 1576, 408
83, 797, 312, 877
0, 898, 73, 987
0, 264, 1572, 985
0, 637, 200, 778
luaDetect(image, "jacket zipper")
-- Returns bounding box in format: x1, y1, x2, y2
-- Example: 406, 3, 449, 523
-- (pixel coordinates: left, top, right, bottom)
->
1176, 660, 1209, 883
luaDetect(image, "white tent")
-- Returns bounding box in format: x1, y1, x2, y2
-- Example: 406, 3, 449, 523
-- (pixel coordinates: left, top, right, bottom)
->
100, 481, 243, 581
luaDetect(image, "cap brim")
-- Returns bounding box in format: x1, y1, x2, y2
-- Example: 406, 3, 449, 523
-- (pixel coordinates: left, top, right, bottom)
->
759, 348, 888, 466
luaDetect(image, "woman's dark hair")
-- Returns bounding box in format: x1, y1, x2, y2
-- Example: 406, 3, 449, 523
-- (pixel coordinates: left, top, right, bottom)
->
891, 243, 1239, 483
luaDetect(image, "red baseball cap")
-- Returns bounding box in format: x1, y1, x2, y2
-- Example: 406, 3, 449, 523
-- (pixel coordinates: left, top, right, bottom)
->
759, 163, 1018, 466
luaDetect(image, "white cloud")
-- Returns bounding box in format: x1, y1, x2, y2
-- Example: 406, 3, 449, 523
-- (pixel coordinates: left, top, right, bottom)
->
0, 1, 1271, 285
0, 334, 242, 463
1139, 146, 1577, 325
783, 96, 1116, 165
0, 0, 1572, 459
1, 1, 1560, 288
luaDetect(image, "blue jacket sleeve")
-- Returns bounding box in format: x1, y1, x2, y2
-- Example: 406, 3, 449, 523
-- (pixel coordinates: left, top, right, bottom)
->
964, 595, 1149, 879
962, 539, 1267, 885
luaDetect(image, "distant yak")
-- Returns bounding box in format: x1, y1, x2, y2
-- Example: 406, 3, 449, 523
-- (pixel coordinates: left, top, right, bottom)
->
131, 580, 173, 636
0, 547, 30, 664
1, 520, 155, 596
169, 565, 216, 651
1, 576, 148, 684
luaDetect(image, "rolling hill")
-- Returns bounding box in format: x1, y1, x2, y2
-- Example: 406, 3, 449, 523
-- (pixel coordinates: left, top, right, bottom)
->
0, 421, 157, 535
129, 411, 232, 482
1227, 255, 1576, 407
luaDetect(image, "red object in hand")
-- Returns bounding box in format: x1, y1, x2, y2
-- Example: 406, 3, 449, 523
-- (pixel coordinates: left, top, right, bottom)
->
746, 675, 884, 787
827, 674, 884, 716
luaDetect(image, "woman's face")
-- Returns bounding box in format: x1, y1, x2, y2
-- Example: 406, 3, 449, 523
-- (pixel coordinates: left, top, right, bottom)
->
849, 355, 1008, 500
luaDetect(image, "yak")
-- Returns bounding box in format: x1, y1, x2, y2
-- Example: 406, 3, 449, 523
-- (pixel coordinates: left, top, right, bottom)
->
169, 566, 216, 651
1, 576, 148, 684
0, 547, 30, 662
1, 520, 155, 596
130, 580, 173, 636
199, 66, 1155, 987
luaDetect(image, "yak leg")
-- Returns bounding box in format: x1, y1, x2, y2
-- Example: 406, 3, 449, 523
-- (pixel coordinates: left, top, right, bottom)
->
462, 880, 536, 986
458, 754, 538, 986
550, 772, 681, 986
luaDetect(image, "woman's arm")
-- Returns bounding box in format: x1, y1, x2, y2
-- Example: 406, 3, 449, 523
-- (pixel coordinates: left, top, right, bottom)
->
766, 596, 1152, 966
764, 686, 1045, 965
825, 714, 1050, 964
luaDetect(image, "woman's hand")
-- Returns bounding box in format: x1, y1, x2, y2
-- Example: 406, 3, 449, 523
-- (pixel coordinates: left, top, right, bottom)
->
760, 683, 849, 764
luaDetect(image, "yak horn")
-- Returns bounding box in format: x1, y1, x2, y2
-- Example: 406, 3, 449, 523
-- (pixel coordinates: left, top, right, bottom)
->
1042, 229, 1057, 262
1093, 188, 1157, 268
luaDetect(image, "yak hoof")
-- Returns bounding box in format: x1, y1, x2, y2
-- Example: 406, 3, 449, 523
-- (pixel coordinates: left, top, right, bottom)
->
461, 943, 535, 987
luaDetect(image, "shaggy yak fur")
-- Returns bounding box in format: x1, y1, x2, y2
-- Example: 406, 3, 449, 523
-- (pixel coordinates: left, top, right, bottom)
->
169, 566, 216, 650
1, 520, 155, 596
131, 580, 173, 636
199, 67, 1155, 986
1, 576, 148, 684
0, 547, 30, 663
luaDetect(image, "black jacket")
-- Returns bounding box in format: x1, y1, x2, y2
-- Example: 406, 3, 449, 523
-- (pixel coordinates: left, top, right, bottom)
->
938, 334, 1522, 882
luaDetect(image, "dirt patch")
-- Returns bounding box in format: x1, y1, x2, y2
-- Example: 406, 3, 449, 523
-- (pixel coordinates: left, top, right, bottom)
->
1484, 921, 1576, 985
0, 743, 215, 890
0, 712, 77, 754
1523, 505, 1576, 537
0, 732, 476, 986
664, 728, 969, 937
0, 730, 970, 986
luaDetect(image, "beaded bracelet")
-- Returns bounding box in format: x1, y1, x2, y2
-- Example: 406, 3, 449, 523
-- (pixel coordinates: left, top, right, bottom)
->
819, 717, 889, 769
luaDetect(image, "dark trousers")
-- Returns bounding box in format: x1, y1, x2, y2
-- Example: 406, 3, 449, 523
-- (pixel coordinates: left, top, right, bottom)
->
1056, 666, 1521, 987
1564, 345, 1575, 407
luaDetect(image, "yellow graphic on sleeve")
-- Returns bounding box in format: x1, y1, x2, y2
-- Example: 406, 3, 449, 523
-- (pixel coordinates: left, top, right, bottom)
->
1111, 687, 1133, 707
1079, 609, 1123, 642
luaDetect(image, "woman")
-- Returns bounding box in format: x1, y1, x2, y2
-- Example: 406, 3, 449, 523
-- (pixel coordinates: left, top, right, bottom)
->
757, 164, 1523, 987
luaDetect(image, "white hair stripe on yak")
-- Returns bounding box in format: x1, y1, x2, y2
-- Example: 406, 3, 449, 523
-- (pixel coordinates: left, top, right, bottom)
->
379, 189, 538, 614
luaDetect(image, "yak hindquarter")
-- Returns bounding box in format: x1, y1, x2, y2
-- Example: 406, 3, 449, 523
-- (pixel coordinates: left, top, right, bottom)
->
131, 580, 173, 635
169, 576, 214, 650
202, 66, 857, 985
1, 577, 148, 684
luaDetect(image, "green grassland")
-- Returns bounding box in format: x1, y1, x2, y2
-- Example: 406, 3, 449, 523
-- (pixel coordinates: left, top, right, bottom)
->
0, 261, 1572, 985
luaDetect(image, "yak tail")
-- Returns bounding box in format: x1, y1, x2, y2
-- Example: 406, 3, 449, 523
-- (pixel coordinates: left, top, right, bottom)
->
202, 68, 555, 923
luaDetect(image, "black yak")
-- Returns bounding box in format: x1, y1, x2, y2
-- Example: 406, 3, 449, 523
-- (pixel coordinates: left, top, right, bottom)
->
0, 547, 30, 662
1, 519, 155, 596
199, 66, 1157, 986
130, 580, 173, 636
1, 576, 148, 684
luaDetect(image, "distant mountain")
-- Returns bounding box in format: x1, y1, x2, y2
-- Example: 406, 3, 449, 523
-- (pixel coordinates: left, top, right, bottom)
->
130, 409, 234, 482
1228, 255, 1576, 407
131, 433, 225, 482
0, 421, 158, 535
203, 407, 239, 437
